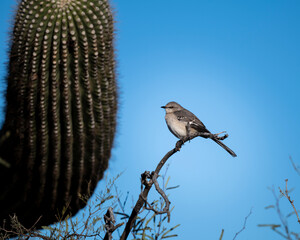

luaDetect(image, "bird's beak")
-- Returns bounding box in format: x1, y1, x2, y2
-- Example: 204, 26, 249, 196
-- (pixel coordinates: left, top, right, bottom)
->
161, 106, 166, 109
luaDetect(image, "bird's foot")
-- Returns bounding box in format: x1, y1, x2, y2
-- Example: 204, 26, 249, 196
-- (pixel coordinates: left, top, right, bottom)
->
182, 136, 191, 143
175, 140, 184, 151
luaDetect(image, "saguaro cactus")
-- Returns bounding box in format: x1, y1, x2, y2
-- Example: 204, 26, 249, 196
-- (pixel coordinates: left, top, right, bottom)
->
0, 0, 117, 228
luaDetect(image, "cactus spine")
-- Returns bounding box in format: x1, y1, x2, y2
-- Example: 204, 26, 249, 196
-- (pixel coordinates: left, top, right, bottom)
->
0, 0, 117, 228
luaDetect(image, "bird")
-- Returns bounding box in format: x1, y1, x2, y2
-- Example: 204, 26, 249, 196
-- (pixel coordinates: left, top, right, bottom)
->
161, 101, 237, 157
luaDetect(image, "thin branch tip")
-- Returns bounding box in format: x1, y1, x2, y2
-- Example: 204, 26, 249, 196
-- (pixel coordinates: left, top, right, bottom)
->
279, 179, 300, 224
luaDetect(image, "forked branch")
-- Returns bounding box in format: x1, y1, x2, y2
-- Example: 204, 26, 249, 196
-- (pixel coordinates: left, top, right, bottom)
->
279, 179, 300, 224
103, 207, 124, 240
120, 132, 228, 240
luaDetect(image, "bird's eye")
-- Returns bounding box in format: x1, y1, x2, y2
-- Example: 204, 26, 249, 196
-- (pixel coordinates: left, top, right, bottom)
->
169, 106, 173, 108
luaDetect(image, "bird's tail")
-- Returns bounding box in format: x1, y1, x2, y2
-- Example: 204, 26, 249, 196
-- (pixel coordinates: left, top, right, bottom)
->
212, 138, 237, 157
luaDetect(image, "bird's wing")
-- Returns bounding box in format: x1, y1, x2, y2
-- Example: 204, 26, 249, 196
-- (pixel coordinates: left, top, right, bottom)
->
174, 110, 209, 133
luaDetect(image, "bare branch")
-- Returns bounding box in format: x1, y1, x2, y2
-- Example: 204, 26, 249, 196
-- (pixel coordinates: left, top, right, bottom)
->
233, 208, 252, 240
279, 179, 300, 224
219, 229, 224, 240
103, 207, 124, 240
0, 215, 51, 240
120, 137, 194, 240
290, 156, 300, 176
213, 131, 228, 140
272, 187, 292, 240
258, 224, 291, 240
142, 171, 171, 222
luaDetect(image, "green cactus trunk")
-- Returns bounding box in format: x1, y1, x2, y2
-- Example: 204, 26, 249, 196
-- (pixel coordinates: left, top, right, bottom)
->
0, 0, 117, 228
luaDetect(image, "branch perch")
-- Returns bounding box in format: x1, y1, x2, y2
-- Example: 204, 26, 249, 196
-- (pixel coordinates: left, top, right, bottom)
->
120, 132, 228, 240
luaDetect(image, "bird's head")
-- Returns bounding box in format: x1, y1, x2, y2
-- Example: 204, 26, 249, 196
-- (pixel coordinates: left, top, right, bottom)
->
161, 101, 182, 113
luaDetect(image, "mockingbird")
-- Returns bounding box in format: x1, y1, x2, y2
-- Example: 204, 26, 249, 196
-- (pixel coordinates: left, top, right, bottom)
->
161, 101, 237, 157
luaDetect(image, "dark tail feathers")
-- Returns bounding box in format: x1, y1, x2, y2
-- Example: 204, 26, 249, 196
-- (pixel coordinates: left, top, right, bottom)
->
212, 138, 237, 157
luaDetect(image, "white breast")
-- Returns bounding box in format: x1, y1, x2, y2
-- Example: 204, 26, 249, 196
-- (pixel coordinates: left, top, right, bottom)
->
165, 113, 187, 139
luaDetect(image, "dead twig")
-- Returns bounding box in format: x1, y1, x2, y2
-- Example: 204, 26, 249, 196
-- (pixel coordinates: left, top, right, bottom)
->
142, 171, 171, 222
259, 187, 292, 240
258, 224, 292, 239
213, 131, 228, 140
219, 229, 224, 240
120, 136, 194, 240
290, 156, 300, 176
104, 207, 124, 240
279, 179, 300, 224
120, 132, 229, 240
0, 215, 51, 240
233, 208, 252, 240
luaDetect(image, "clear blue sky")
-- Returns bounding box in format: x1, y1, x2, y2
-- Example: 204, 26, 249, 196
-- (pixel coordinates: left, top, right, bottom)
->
0, 1, 300, 239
